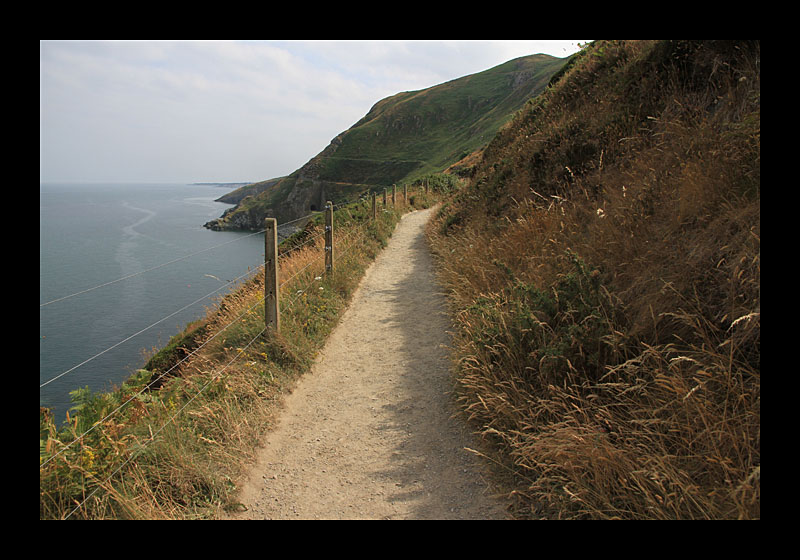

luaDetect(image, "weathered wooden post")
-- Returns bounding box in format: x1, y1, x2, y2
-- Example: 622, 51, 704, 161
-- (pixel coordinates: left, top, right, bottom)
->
403, 184, 407, 206
325, 201, 334, 274
372, 192, 377, 220
264, 217, 280, 332
392, 184, 396, 206
383, 188, 387, 206
425, 178, 429, 195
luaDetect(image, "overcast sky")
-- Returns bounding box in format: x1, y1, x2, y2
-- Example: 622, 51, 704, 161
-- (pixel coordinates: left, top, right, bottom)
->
40, 40, 587, 184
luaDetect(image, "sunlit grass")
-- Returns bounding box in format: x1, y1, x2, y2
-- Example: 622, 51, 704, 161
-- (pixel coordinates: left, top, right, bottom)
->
39, 187, 445, 519
426, 40, 759, 519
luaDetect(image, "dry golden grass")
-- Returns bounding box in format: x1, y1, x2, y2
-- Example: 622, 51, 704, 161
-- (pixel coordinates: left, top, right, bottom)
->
427, 40, 759, 519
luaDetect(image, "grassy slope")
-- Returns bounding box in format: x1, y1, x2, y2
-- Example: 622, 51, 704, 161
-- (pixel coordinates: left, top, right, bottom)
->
213, 176, 285, 205
328, 55, 565, 178
426, 40, 760, 519
208, 54, 568, 228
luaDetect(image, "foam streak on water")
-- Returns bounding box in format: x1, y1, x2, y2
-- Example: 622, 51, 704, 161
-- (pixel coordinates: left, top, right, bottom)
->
40, 182, 266, 422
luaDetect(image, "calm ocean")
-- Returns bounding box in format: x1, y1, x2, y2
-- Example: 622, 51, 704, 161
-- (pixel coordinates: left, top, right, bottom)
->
40, 182, 268, 423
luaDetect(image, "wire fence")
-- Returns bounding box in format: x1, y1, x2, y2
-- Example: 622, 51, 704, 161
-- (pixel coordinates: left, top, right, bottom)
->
40, 189, 380, 395
41, 184, 426, 519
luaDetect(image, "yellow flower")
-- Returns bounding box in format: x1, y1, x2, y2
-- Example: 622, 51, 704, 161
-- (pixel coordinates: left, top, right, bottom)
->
81, 449, 95, 470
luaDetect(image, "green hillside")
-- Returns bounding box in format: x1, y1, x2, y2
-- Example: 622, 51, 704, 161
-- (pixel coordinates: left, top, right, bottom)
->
204, 53, 569, 230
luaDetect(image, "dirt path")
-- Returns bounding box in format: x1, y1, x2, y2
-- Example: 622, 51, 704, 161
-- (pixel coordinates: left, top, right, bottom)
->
223, 207, 509, 520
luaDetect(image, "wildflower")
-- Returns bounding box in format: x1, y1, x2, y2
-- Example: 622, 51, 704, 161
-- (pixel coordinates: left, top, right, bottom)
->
81, 449, 95, 470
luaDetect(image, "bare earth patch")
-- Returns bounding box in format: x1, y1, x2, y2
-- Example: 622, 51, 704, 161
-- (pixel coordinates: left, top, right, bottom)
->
223, 207, 509, 520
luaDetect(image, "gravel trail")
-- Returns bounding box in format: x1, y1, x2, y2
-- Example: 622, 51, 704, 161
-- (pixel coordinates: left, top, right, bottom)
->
224, 207, 508, 520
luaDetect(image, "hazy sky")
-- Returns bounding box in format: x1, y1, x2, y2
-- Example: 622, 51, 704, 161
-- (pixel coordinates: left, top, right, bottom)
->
40, 40, 587, 184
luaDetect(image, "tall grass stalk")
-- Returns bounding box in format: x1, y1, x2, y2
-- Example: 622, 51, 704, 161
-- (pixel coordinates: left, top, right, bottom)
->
426, 40, 759, 519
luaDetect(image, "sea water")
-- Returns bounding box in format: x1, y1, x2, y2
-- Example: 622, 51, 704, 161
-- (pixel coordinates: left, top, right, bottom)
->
40, 182, 268, 423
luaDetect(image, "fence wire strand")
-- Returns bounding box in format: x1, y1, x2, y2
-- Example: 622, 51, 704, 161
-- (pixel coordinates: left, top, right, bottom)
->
42, 196, 406, 517
63, 324, 268, 520
40, 263, 263, 389
41, 291, 267, 469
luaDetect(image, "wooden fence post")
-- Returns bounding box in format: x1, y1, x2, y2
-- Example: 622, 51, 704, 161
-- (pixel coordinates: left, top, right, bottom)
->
372, 192, 377, 220
264, 217, 280, 332
383, 188, 387, 206
392, 184, 396, 206
325, 201, 334, 274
